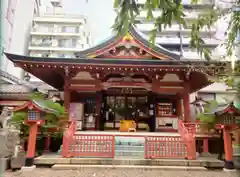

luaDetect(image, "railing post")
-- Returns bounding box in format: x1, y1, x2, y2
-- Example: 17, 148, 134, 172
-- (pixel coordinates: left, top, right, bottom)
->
61, 132, 69, 157
144, 137, 148, 159
186, 135, 196, 160
61, 121, 76, 158
112, 135, 115, 158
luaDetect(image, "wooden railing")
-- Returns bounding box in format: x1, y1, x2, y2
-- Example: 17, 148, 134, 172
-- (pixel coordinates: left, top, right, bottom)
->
62, 120, 76, 157
145, 136, 187, 159
61, 120, 201, 160
178, 120, 196, 160
61, 122, 190, 159
183, 122, 217, 135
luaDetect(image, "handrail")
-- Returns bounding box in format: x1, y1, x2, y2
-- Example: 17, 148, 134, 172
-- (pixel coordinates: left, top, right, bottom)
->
61, 120, 76, 157
178, 120, 196, 160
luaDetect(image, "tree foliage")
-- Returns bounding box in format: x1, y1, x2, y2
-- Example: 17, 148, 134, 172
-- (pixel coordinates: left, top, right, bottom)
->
113, 0, 240, 61
197, 100, 218, 124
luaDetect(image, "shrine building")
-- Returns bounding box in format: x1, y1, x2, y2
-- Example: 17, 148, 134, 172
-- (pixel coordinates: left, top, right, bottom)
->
5, 25, 229, 133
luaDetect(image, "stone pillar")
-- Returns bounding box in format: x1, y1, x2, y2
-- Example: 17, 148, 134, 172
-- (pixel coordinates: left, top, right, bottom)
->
183, 93, 191, 122
223, 127, 235, 170
25, 123, 38, 167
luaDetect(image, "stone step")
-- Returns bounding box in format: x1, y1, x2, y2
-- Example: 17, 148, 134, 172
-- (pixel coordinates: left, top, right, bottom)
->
52, 164, 208, 171
34, 156, 224, 168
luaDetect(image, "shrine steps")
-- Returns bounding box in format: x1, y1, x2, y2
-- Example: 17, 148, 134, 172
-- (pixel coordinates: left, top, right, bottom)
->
51, 164, 207, 171
34, 155, 224, 170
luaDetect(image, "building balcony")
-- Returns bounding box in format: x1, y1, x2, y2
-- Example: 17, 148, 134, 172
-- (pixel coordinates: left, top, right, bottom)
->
136, 0, 214, 7
137, 10, 204, 20
136, 24, 216, 37
28, 46, 85, 52
33, 16, 86, 24
30, 31, 82, 37
155, 37, 220, 45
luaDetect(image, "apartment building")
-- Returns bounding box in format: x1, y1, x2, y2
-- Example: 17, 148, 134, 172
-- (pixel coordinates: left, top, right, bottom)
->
28, 0, 92, 59
135, 0, 220, 59
1, 0, 41, 79
135, 0, 240, 103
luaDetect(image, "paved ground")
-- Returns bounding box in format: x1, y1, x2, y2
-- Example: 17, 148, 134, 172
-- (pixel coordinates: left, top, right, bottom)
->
3, 168, 239, 177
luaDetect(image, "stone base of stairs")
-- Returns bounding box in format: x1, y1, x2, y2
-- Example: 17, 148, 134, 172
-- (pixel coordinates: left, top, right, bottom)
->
34, 154, 224, 169
52, 164, 208, 171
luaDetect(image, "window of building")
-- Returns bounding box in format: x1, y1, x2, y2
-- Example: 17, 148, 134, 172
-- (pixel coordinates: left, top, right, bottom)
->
58, 53, 65, 58
39, 37, 52, 47
61, 26, 77, 33
198, 93, 216, 101
58, 39, 65, 47
72, 39, 77, 47
61, 26, 66, 32
86, 37, 89, 45
58, 39, 77, 48
36, 24, 54, 33
75, 27, 79, 33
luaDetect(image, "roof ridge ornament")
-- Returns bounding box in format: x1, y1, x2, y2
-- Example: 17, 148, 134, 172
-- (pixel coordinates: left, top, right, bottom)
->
122, 33, 134, 41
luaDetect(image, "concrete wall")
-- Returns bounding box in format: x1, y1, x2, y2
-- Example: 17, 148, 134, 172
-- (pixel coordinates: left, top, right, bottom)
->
1, 0, 40, 79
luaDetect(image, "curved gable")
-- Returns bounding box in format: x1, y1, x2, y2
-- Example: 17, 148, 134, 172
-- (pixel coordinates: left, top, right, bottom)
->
75, 25, 180, 60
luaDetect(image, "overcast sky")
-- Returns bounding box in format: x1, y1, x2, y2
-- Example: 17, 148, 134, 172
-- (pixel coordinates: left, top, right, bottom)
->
62, 0, 116, 44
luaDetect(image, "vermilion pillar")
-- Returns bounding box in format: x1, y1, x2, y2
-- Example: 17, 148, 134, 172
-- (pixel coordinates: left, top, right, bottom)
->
25, 123, 38, 166
183, 93, 191, 122
176, 98, 183, 117
44, 135, 51, 152
64, 78, 71, 116
95, 92, 101, 130
223, 127, 235, 170
203, 138, 209, 153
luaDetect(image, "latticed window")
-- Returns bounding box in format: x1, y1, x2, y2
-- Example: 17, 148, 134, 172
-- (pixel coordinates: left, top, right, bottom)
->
223, 115, 236, 125
28, 110, 38, 121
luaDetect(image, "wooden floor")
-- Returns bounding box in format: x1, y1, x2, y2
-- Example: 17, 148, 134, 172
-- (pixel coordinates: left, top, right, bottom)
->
74, 131, 180, 136
74, 131, 219, 138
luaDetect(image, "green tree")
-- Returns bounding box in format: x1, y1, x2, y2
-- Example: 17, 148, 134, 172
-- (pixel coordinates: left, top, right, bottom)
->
197, 100, 218, 132
219, 63, 240, 105
113, 0, 240, 60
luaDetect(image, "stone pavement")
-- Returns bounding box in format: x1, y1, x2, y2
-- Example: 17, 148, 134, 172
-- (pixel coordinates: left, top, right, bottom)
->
3, 168, 239, 177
